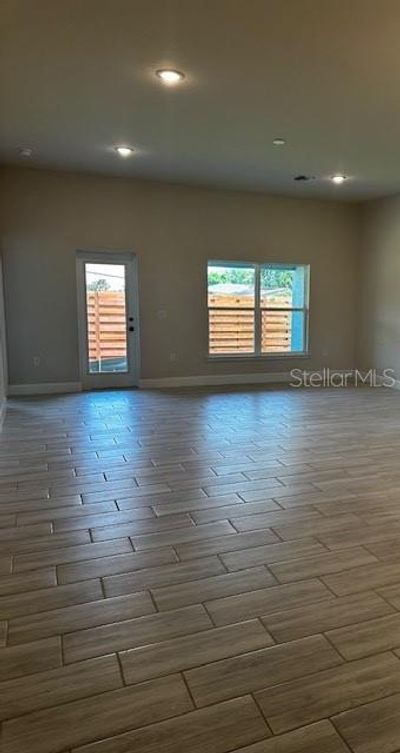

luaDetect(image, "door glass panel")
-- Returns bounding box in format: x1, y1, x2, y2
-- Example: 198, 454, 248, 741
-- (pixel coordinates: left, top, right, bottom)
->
85, 263, 128, 374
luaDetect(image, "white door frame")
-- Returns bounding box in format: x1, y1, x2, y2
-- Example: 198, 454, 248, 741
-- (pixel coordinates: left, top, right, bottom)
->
76, 250, 140, 389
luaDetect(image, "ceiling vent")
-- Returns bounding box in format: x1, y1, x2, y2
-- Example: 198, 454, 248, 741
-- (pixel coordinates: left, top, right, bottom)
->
293, 174, 315, 182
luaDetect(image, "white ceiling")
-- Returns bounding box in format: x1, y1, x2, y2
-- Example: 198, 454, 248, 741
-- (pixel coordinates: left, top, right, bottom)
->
2, 0, 400, 200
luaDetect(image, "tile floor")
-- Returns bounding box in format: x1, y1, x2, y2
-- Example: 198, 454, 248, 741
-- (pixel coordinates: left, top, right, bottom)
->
2, 385, 400, 751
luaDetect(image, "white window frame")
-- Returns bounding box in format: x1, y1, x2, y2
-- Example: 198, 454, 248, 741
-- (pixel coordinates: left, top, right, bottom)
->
76, 250, 141, 389
207, 260, 310, 359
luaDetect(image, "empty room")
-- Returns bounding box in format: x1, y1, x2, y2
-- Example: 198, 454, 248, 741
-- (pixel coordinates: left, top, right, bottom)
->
2, 0, 400, 751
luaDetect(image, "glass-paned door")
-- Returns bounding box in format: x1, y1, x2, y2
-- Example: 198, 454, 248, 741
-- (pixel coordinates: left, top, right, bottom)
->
76, 252, 139, 388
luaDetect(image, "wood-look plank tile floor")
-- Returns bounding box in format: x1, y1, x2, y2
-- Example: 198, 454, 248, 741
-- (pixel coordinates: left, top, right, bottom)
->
3, 385, 400, 752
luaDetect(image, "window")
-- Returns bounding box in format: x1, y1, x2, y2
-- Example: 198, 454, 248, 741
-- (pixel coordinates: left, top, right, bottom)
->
207, 261, 309, 356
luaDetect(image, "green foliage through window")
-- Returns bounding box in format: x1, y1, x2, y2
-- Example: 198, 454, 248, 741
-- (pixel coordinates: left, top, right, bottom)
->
208, 266, 294, 290
87, 278, 111, 292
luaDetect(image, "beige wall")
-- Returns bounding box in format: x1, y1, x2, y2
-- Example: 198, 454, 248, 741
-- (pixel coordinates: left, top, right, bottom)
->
0, 166, 361, 386
357, 196, 400, 380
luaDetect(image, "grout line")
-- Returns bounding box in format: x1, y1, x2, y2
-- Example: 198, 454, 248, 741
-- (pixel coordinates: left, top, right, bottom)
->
372, 587, 399, 611
317, 575, 339, 597
329, 717, 356, 752
171, 545, 181, 562
180, 671, 197, 710
312, 534, 331, 551
322, 630, 348, 661
202, 600, 217, 627
268, 526, 285, 543
148, 588, 159, 612
264, 563, 280, 585
115, 651, 127, 686
256, 615, 275, 641
250, 691, 274, 734
216, 553, 229, 572
59, 634, 65, 665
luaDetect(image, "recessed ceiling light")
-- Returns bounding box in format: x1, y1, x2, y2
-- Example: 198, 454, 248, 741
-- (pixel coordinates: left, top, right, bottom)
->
273, 138, 286, 146
115, 146, 135, 158
156, 69, 185, 85
331, 174, 347, 184
18, 147, 33, 157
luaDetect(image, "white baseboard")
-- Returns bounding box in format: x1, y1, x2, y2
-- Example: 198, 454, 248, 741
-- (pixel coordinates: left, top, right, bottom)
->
139, 372, 291, 388
8, 375, 289, 394
8, 382, 82, 396
7, 369, 376, 394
